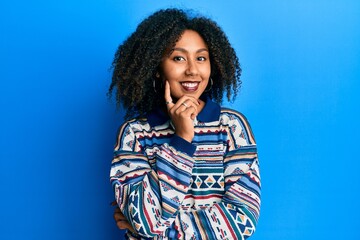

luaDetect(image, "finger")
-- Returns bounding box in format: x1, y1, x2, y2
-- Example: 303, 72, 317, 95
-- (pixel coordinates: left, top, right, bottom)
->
164, 81, 174, 109
113, 210, 127, 221
183, 100, 198, 113
175, 97, 199, 108
182, 105, 198, 118
175, 102, 188, 113
181, 95, 200, 106
116, 220, 136, 233
114, 212, 123, 221
116, 220, 131, 229
114, 208, 126, 218
190, 108, 197, 120
114, 215, 127, 222
175, 100, 198, 116
172, 96, 200, 111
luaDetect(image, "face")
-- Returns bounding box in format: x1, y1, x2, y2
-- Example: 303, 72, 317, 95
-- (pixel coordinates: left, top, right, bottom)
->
160, 30, 211, 101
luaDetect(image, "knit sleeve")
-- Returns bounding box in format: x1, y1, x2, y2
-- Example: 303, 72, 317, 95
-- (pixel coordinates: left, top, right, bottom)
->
176, 112, 261, 239
110, 120, 196, 238
222, 112, 261, 229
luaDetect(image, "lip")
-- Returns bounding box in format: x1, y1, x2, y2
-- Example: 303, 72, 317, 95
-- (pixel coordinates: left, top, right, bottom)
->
180, 81, 200, 92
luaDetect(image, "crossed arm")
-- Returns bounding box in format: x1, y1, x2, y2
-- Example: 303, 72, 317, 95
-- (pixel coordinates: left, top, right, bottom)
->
110, 115, 260, 239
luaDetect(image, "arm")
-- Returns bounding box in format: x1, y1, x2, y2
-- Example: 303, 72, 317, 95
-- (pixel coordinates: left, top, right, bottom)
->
110, 120, 196, 238
176, 112, 261, 239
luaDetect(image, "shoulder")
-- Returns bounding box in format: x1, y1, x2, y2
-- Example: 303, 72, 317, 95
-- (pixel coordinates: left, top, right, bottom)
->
219, 107, 256, 145
219, 107, 252, 129
117, 116, 150, 136
113, 117, 151, 151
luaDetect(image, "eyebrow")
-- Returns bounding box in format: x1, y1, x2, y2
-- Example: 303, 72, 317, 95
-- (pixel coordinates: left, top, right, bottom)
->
171, 47, 209, 54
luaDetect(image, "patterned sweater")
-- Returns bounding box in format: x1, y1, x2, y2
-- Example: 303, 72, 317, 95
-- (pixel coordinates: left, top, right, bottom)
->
110, 100, 261, 240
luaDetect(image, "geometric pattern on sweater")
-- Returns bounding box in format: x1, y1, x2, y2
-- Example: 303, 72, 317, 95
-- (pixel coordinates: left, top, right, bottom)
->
110, 101, 261, 240
191, 175, 223, 189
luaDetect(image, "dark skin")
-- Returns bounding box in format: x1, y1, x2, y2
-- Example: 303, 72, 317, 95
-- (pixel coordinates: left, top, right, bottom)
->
109, 9, 242, 120
112, 83, 202, 233
111, 201, 135, 233
112, 83, 201, 233
110, 9, 243, 236
112, 29, 210, 234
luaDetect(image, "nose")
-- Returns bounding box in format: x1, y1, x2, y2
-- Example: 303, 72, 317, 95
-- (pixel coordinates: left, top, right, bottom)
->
185, 59, 198, 76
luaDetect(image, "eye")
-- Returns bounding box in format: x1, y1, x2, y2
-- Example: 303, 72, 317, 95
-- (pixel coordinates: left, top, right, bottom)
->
197, 56, 207, 61
173, 56, 186, 62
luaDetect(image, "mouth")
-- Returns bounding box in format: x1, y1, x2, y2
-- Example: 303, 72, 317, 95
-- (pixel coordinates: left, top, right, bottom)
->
180, 81, 200, 92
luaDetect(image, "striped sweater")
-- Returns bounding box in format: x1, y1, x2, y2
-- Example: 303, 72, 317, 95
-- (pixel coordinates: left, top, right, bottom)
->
110, 100, 261, 240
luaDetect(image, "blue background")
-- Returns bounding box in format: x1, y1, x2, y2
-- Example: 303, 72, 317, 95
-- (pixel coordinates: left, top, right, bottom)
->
1, 0, 359, 239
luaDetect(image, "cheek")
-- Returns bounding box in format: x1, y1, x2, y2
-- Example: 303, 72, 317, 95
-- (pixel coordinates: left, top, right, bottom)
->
169, 82, 183, 98
168, 66, 184, 78
162, 61, 188, 80
203, 64, 211, 77
161, 68, 174, 81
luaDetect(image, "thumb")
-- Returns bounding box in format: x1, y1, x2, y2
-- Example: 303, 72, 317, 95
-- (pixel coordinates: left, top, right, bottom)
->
164, 81, 174, 110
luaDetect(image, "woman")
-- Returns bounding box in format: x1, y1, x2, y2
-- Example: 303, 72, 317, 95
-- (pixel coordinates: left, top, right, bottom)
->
109, 8, 261, 240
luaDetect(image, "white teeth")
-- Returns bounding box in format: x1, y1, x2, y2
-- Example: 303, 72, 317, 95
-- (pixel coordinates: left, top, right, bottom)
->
181, 82, 198, 87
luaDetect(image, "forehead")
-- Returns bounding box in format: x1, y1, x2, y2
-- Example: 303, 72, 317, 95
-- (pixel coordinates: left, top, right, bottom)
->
173, 30, 208, 49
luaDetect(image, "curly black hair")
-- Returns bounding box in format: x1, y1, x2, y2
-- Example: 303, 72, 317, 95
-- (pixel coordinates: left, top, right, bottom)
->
109, 8, 242, 119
